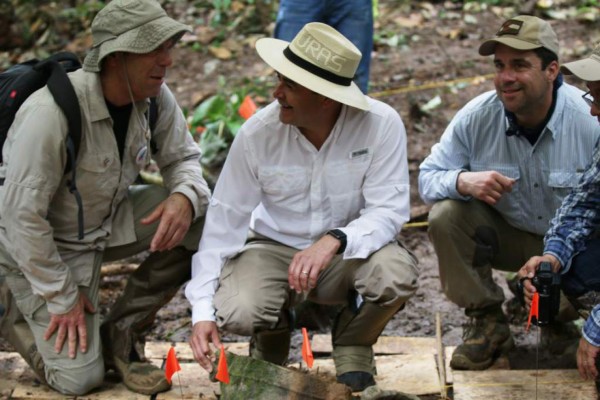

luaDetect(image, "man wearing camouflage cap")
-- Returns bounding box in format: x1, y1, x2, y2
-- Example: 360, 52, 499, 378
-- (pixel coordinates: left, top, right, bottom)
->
519, 43, 600, 386
419, 15, 600, 370
0, 0, 209, 395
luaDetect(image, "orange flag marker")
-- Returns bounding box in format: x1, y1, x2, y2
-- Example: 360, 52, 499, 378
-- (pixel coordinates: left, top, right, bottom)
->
215, 344, 230, 384
301, 327, 314, 368
238, 95, 257, 120
165, 346, 181, 384
526, 292, 540, 332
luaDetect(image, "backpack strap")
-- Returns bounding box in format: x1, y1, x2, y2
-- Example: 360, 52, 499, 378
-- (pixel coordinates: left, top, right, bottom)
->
42, 59, 85, 240
149, 97, 158, 154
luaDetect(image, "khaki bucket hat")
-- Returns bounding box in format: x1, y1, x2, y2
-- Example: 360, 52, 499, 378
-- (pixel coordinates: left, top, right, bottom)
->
479, 15, 559, 58
255, 22, 370, 111
561, 43, 600, 81
83, 0, 191, 72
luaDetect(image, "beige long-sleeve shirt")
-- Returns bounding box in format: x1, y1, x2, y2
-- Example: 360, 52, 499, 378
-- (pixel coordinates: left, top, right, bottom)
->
0, 69, 210, 314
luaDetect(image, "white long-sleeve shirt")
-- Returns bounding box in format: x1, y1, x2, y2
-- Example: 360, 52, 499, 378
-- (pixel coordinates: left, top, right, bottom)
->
186, 98, 410, 323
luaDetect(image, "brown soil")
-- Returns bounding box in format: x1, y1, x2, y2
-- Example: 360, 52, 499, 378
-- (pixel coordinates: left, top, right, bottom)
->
2, 1, 600, 398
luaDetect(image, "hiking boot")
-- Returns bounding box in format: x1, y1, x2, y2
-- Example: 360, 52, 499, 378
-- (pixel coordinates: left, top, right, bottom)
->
112, 356, 170, 395
450, 306, 514, 370
337, 371, 376, 392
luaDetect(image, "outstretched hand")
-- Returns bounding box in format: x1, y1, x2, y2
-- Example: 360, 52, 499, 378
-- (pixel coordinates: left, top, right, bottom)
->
44, 292, 95, 359
190, 321, 222, 373
142, 193, 193, 252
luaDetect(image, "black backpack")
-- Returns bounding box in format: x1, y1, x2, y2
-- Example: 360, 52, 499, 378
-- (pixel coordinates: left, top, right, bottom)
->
0, 52, 158, 240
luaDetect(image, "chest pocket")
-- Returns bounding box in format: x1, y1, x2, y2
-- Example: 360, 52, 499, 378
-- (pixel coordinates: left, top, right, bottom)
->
258, 166, 310, 213
76, 152, 119, 209
548, 171, 583, 207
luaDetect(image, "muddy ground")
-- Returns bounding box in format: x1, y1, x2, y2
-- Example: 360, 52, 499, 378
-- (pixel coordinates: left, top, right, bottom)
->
2, 0, 600, 398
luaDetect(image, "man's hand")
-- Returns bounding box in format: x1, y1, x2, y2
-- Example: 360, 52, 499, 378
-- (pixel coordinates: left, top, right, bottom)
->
456, 171, 516, 205
142, 193, 193, 252
190, 321, 222, 372
288, 235, 339, 293
44, 292, 95, 359
577, 337, 600, 380
517, 254, 561, 307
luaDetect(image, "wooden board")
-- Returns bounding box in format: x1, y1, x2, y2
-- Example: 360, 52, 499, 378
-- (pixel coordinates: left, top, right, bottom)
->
453, 369, 596, 400
144, 341, 249, 362
311, 334, 437, 355
290, 354, 440, 396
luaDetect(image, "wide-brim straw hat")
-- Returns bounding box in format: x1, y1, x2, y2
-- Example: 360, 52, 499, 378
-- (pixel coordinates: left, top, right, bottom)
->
256, 22, 370, 111
561, 44, 600, 81
83, 0, 191, 72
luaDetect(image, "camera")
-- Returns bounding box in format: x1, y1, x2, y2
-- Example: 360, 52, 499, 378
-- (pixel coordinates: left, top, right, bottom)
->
531, 261, 561, 326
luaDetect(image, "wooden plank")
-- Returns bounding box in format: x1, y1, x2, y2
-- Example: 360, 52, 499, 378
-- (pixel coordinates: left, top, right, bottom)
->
145, 341, 249, 361
291, 354, 439, 396
453, 369, 595, 400
435, 312, 448, 399
310, 334, 437, 355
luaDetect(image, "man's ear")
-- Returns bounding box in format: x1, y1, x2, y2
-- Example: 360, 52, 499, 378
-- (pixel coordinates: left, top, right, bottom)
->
546, 59, 560, 82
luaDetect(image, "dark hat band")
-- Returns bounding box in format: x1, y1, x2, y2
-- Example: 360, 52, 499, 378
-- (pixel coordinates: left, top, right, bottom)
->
283, 46, 352, 87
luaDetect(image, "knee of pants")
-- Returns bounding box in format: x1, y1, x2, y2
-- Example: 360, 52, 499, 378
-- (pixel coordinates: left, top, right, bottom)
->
216, 292, 284, 335
46, 358, 104, 396
428, 199, 470, 237
359, 246, 419, 307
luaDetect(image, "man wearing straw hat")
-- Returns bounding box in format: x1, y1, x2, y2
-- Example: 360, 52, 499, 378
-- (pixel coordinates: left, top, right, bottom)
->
0, 0, 210, 395
519, 43, 600, 387
187, 22, 418, 392
419, 15, 600, 371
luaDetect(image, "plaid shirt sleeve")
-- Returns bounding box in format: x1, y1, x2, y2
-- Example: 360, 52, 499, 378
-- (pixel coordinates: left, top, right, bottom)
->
544, 144, 600, 272
583, 305, 600, 347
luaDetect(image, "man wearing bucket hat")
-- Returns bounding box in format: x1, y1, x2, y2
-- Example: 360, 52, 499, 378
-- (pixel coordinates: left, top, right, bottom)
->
518, 43, 600, 386
186, 22, 418, 392
0, 0, 209, 396
419, 15, 600, 371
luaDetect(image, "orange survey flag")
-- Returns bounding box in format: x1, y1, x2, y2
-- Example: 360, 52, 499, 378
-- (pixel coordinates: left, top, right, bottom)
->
302, 327, 314, 368
165, 346, 181, 384
215, 344, 230, 384
526, 292, 540, 332
238, 95, 257, 120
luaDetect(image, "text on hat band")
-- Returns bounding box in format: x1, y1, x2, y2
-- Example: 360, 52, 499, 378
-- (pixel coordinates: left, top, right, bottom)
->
283, 47, 352, 86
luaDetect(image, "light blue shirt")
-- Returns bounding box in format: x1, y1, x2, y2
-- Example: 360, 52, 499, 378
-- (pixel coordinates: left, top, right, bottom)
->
419, 83, 600, 236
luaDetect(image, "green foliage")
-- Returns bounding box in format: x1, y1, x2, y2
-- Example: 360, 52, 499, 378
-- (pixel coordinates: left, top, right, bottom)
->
189, 75, 267, 187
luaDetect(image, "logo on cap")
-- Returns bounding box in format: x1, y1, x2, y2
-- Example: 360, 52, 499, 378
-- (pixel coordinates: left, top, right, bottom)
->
497, 19, 524, 36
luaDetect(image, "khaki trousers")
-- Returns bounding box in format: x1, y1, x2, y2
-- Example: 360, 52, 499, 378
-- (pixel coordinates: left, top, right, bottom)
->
428, 199, 544, 310
214, 234, 419, 375
0, 185, 203, 395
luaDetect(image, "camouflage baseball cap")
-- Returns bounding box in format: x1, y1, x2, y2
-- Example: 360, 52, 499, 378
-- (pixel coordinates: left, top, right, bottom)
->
83, 0, 191, 72
561, 43, 600, 81
479, 15, 559, 58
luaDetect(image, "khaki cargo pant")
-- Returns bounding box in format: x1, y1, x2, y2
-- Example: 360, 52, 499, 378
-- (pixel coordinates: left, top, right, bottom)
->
428, 199, 575, 315
0, 185, 203, 395
214, 233, 419, 375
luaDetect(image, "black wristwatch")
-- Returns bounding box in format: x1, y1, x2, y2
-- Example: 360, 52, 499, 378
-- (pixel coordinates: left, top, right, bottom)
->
327, 229, 347, 254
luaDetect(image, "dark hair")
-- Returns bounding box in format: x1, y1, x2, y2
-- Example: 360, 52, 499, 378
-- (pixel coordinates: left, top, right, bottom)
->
533, 47, 558, 70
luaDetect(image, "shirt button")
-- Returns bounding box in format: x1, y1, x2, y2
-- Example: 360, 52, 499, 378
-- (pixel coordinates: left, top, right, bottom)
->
534, 183, 539, 188
104, 158, 110, 166
537, 216, 542, 220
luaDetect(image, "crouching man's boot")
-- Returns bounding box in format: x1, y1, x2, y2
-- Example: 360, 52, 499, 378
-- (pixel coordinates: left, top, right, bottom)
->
450, 305, 514, 370
101, 322, 170, 395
